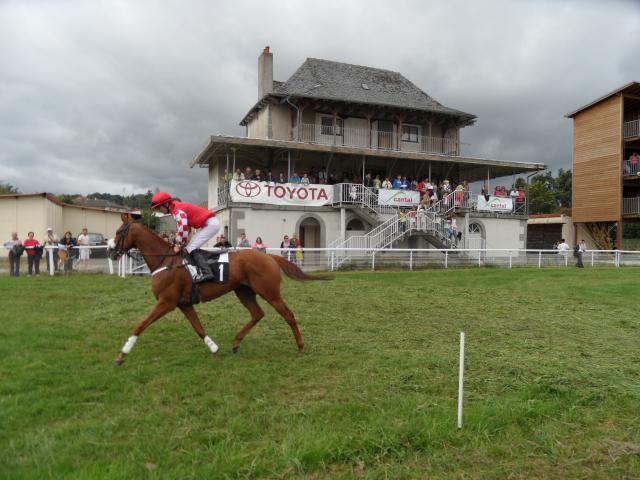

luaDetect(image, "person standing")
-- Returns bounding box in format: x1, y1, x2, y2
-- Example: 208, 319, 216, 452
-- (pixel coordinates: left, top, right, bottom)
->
76, 228, 90, 270
252, 236, 267, 253
556, 238, 570, 266
576, 239, 587, 268
23, 232, 41, 276
60, 231, 76, 274
43, 227, 60, 273
4, 232, 23, 276
236, 233, 251, 248
280, 234, 292, 261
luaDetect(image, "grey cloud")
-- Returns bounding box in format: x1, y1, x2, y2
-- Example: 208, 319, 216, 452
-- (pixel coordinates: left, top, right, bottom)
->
1, 0, 639, 201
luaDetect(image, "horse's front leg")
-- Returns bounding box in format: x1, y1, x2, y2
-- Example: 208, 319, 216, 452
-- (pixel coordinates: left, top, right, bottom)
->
179, 305, 220, 358
114, 300, 174, 366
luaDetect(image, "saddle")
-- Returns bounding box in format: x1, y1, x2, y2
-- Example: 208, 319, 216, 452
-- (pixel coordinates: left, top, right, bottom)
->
182, 249, 231, 305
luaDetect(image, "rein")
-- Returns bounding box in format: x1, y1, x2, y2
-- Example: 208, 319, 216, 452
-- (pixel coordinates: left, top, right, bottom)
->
114, 221, 185, 274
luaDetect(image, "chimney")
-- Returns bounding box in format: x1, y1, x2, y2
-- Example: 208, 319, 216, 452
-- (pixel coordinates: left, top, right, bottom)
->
258, 46, 273, 99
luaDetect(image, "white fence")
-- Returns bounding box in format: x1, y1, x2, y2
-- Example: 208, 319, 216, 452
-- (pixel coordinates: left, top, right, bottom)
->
10, 246, 634, 277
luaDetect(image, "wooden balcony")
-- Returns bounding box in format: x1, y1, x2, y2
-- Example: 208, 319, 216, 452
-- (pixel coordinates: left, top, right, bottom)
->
293, 123, 460, 156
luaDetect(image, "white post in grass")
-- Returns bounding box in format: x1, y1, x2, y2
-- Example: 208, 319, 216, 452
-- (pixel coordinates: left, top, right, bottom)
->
48, 247, 54, 276
457, 331, 465, 429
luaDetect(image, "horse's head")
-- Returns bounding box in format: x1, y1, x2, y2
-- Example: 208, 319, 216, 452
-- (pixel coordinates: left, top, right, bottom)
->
109, 213, 138, 260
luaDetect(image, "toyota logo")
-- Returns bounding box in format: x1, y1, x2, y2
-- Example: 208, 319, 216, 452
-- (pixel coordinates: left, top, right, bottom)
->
235, 181, 261, 198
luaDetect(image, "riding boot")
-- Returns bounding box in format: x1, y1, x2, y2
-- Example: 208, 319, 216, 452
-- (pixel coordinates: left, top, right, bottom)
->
190, 249, 215, 283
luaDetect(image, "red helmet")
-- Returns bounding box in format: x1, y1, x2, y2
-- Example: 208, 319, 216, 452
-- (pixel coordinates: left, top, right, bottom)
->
150, 191, 173, 209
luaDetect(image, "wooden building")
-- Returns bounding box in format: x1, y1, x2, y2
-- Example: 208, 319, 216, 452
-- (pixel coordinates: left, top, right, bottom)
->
566, 82, 640, 248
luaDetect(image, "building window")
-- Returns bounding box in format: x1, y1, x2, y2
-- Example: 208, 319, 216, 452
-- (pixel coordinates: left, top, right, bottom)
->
401, 125, 419, 143
321, 116, 343, 136
468, 223, 482, 234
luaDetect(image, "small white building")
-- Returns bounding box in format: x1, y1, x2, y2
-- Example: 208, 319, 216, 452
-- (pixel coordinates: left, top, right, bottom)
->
191, 48, 544, 255
0, 192, 124, 242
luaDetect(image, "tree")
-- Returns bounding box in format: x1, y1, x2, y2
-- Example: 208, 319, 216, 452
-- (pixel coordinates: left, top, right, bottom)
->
527, 169, 572, 214
0, 182, 19, 194
139, 207, 158, 230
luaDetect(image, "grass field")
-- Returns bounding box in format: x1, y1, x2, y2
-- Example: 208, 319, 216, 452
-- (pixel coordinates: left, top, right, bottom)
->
1, 269, 640, 479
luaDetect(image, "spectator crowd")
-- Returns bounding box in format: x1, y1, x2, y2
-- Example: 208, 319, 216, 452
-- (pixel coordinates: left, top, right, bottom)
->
3, 227, 94, 277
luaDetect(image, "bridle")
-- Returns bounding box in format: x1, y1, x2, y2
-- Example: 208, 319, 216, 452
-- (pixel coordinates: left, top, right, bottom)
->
111, 220, 183, 274
111, 221, 135, 259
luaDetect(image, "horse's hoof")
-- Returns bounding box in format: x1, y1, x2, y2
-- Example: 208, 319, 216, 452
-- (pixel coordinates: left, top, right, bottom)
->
232, 345, 240, 354
114, 359, 123, 367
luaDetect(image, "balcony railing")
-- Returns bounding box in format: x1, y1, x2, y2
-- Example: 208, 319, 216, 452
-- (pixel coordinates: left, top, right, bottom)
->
623, 159, 640, 176
293, 123, 460, 155
624, 197, 640, 215
624, 119, 640, 138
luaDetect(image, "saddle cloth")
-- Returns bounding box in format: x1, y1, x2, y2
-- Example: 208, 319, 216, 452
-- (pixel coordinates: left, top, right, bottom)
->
185, 250, 230, 283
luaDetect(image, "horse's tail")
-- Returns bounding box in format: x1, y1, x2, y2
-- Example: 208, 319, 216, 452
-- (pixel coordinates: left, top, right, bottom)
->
269, 254, 333, 281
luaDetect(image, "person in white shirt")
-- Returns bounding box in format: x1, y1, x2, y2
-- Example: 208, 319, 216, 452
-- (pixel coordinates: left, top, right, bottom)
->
76, 228, 91, 270
556, 238, 570, 266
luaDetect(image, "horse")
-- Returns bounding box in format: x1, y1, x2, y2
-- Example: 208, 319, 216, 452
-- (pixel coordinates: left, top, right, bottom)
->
109, 214, 329, 366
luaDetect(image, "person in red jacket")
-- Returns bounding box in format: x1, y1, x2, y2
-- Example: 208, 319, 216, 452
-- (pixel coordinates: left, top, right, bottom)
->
150, 192, 220, 282
23, 231, 41, 276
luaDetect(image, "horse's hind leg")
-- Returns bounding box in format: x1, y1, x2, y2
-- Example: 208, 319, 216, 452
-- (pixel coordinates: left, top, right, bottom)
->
179, 305, 220, 358
264, 295, 304, 354
232, 285, 265, 353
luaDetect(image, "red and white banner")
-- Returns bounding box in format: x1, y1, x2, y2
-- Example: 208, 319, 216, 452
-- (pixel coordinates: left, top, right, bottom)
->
230, 180, 333, 206
377, 189, 420, 207
477, 195, 513, 212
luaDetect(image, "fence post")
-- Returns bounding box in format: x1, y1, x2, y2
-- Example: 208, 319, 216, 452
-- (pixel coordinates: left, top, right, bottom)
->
409, 251, 413, 271
565, 254, 568, 267
509, 253, 512, 269
478, 248, 481, 268
48, 247, 55, 276
615, 252, 620, 268
445, 251, 448, 269
591, 251, 594, 267
371, 252, 375, 271
538, 251, 542, 268
330, 251, 334, 271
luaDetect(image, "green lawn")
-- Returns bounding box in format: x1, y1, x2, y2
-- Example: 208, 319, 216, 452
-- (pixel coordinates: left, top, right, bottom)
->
1, 269, 639, 479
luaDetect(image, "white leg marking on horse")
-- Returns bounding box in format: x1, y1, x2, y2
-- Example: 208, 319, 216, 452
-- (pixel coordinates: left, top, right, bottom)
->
204, 335, 219, 354
122, 335, 138, 354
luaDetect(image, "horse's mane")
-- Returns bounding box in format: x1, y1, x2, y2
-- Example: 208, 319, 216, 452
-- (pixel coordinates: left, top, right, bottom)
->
130, 222, 173, 253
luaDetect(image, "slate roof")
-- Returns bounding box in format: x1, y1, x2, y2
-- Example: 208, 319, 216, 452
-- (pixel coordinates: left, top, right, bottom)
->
241, 58, 475, 125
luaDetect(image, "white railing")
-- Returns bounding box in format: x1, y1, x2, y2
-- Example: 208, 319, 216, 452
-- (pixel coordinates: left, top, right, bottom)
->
623, 160, 640, 177
101, 247, 640, 276
332, 183, 398, 217
294, 123, 460, 155
623, 197, 640, 215
624, 119, 640, 138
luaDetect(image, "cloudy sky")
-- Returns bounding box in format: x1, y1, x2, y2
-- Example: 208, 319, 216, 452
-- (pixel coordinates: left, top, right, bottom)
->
1, 0, 639, 201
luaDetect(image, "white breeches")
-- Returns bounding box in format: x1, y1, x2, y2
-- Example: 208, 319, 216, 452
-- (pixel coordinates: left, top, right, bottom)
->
186, 217, 220, 253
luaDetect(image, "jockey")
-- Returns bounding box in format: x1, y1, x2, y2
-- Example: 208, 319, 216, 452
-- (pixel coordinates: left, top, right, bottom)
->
150, 192, 220, 283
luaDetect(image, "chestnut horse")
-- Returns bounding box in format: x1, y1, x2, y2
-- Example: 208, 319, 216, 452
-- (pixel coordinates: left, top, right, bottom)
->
109, 214, 328, 365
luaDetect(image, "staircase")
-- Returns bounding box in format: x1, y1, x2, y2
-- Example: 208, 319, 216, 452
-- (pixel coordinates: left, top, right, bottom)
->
328, 187, 472, 267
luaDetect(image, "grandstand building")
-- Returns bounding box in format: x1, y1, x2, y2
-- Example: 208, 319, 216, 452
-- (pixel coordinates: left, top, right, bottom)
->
566, 82, 640, 249
192, 47, 545, 256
